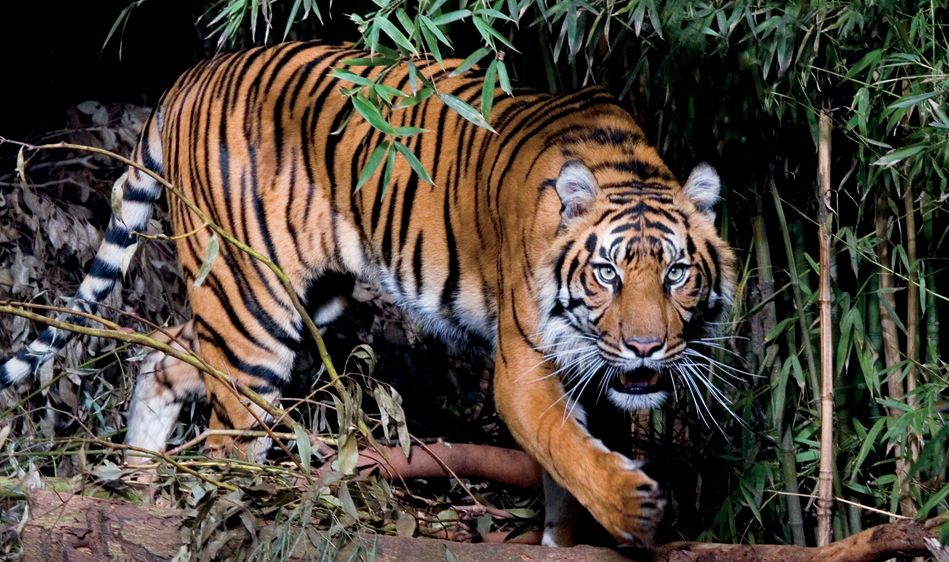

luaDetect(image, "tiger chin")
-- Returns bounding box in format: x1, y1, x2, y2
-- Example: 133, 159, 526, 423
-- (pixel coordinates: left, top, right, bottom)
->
0, 43, 736, 548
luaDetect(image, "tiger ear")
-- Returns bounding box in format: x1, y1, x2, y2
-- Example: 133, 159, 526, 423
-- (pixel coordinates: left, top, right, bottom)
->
555, 161, 599, 224
683, 163, 721, 220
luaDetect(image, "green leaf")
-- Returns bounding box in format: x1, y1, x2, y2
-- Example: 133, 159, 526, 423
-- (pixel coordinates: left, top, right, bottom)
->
330, 69, 378, 88
394, 141, 434, 184
356, 142, 390, 192
940, 520, 949, 546
481, 59, 498, 121
395, 8, 416, 40
375, 84, 408, 98
872, 144, 927, 168
888, 91, 940, 109
381, 142, 397, 195
845, 49, 883, 80
396, 87, 435, 109
420, 22, 445, 67
445, 547, 460, 562
294, 424, 311, 475
439, 93, 496, 132
497, 59, 511, 95
765, 317, 795, 343
431, 9, 472, 25
283, 0, 304, 41
419, 14, 452, 47
451, 47, 491, 76
474, 8, 514, 22
376, 16, 417, 54
394, 126, 428, 136
472, 15, 518, 51
918, 483, 949, 519
192, 233, 219, 289
408, 62, 418, 93
343, 56, 399, 67
351, 94, 397, 135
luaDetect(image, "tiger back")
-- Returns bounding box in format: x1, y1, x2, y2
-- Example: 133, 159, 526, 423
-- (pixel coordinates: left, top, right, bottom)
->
0, 42, 736, 547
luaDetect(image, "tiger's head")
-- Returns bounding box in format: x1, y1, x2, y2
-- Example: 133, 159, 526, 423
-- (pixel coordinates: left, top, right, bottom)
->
537, 157, 737, 415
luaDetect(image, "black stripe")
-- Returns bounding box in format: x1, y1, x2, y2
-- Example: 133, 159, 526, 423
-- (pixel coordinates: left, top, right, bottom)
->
197, 319, 290, 390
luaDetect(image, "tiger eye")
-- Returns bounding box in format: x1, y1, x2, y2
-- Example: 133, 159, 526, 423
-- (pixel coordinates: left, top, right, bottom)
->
666, 264, 686, 283
597, 264, 617, 284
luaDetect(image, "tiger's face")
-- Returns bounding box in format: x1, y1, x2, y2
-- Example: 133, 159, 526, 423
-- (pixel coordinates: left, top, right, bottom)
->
537, 160, 736, 414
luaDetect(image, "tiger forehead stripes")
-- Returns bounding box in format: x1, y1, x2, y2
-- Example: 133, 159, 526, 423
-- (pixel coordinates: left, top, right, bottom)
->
0, 42, 736, 548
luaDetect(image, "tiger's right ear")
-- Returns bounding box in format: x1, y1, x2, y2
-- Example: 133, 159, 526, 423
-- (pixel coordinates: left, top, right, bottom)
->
683, 163, 721, 220
555, 161, 599, 225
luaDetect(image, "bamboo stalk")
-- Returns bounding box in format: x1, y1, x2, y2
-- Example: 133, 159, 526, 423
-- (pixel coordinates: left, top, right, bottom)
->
755, 194, 806, 546
876, 190, 914, 519
903, 175, 921, 522
770, 181, 820, 403
817, 111, 834, 547
921, 191, 940, 363
904, 176, 918, 409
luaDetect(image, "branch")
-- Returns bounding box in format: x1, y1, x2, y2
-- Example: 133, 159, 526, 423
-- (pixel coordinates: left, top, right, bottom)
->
21, 489, 949, 562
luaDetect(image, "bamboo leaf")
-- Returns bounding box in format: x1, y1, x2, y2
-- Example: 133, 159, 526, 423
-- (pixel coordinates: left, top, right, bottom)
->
351, 94, 398, 135
431, 9, 472, 25
330, 69, 378, 88
375, 84, 408, 98
918, 483, 949, 518
439, 93, 497, 132
472, 15, 518, 51
294, 424, 311, 475
851, 416, 887, 477
394, 126, 428, 136
381, 142, 397, 195
393, 141, 434, 185
343, 56, 399, 67
193, 234, 219, 289
356, 142, 390, 191
376, 16, 418, 54
475, 8, 515, 22
481, 59, 498, 121
420, 22, 445, 67
888, 91, 940, 109
396, 87, 435, 108
451, 46, 492, 76
765, 317, 795, 343
419, 14, 452, 47
844, 48, 883, 79
497, 59, 512, 95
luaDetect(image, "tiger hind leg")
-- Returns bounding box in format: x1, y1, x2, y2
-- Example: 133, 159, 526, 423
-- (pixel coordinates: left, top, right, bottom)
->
198, 272, 355, 463
126, 321, 205, 467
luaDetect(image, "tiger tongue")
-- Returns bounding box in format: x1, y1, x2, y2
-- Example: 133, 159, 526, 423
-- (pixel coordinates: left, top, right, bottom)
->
619, 370, 660, 390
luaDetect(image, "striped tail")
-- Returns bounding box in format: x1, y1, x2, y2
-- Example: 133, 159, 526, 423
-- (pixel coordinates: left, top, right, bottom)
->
0, 112, 165, 389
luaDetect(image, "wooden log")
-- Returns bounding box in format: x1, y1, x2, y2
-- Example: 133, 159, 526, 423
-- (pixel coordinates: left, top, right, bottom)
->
21, 489, 949, 562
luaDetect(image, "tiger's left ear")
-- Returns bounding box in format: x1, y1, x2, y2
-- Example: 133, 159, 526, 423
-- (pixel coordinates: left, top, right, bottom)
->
555, 161, 600, 225
683, 163, 721, 221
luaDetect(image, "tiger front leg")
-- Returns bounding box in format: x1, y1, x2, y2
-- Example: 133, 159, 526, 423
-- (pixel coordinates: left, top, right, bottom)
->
493, 322, 665, 547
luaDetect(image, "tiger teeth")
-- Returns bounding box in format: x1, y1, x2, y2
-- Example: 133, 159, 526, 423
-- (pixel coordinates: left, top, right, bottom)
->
617, 371, 660, 389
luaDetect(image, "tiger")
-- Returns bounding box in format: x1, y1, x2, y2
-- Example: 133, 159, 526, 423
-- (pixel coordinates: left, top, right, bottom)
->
0, 42, 736, 547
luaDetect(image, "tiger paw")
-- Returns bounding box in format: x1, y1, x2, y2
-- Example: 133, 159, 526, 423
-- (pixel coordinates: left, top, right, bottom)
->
588, 453, 666, 547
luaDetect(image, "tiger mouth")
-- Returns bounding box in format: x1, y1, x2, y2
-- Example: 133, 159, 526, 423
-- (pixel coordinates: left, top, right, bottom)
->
613, 368, 664, 394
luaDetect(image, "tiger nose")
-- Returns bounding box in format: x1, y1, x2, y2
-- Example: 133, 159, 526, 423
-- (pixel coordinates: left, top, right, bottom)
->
626, 337, 663, 357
